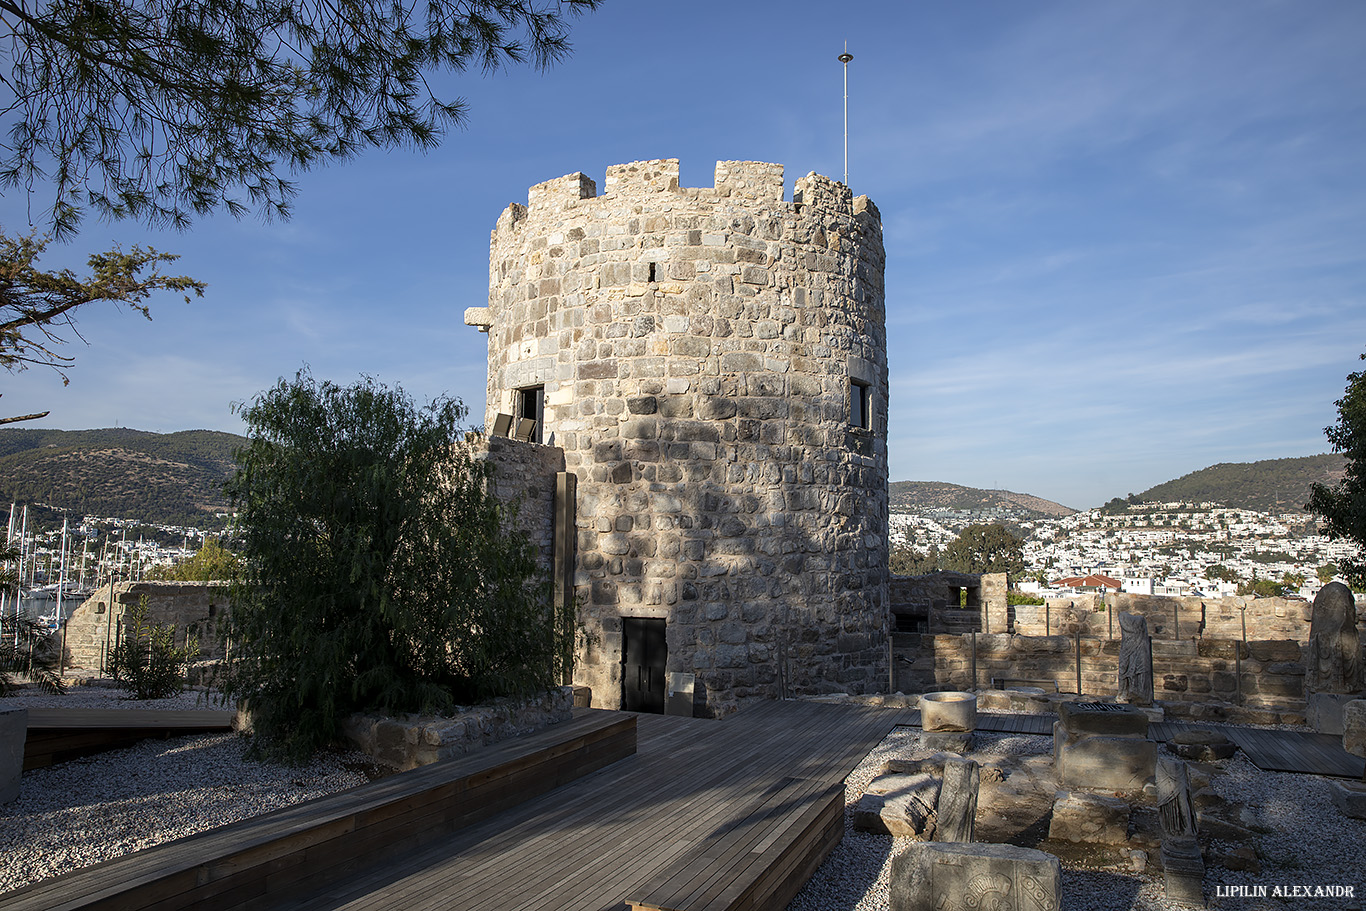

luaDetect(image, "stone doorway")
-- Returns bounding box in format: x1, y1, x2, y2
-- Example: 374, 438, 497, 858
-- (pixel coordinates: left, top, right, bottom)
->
622, 617, 667, 713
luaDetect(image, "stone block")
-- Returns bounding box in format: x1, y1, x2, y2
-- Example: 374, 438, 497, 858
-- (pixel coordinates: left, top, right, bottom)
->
1169, 730, 1237, 762
1048, 791, 1130, 845
1058, 735, 1156, 791
890, 842, 1062, 911
1161, 838, 1206, 907
923, 731, 975, 753
1328, 780, 1366, 819
853, 772, 940, 838
1344, 700, 1366, 757
1058, 701, 1149, 737
1307, 692, 1361, 735
1247, 640, 1301, 662
884, 752, 958, 777
0, 708, 26, 804
921, 691, 977, 732
935, 757, 979, 843
1206, 844, 1260, 873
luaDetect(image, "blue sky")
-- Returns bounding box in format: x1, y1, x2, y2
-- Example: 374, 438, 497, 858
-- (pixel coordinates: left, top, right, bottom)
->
2, 1, 1364, 510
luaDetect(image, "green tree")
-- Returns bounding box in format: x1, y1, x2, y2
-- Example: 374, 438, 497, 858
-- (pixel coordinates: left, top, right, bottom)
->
1317, 563, 1339, 584
1204, 564, 1237, 583
1308, 352, 1366, 587
0, 232, 204, 392
222, 372, 566, 761
1100, 496, 1129, 514
1237, 575, 1287, 598
148, 538, 241, 582
0, 0, 599, 406
890, 544, 939, 576
1, 0, 600, 237
939, 523, 1026, 576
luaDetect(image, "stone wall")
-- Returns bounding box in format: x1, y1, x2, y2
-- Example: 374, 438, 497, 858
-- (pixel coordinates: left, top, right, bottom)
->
889, 572, 1008, 635
341, 687, 574, 771
64, 582, 230, 675
472, 159, 889, 715
1008, 592, 1350, 641
900, 633, 1321, 724
471, 434, 566, 570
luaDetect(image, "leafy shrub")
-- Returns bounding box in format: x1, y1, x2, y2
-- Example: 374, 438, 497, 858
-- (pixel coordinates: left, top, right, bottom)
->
147, 538, 241, 581
223, 372, 568, 762
109, 596, 199, 699
0, 543, 64, 695
0, 615, 65, 695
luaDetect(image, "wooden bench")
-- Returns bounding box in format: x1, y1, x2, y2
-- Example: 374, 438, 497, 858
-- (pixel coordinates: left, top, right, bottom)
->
0, 709, 636, 911
23, 708, 237, 770
626, 774, 845, 911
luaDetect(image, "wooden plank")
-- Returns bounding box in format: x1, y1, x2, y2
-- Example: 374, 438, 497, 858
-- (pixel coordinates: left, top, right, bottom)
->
627, 776, 817, 911
689, 781, 839, 911
717, 785, 844, 911
388, 719, 836, 910
294, 702, 906, 911
26, 709, 235, 729
0, 711, 636, 911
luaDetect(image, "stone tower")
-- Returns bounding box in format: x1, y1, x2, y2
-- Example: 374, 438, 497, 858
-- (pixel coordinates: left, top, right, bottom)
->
467, 159, 888, 716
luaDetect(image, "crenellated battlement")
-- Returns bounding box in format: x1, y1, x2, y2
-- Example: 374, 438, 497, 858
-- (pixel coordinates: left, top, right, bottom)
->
495, 159, 871, 232
604, 159, 680, 195
713, 160, 784, 200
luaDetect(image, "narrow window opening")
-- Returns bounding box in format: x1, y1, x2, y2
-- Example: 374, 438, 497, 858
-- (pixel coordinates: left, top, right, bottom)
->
850, 379, 871, 430
518, 385, 545, 444
648, 262, 657, 283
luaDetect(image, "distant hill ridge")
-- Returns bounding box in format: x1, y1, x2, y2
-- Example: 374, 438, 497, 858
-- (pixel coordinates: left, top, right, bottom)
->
1134, 453, 1345, 514
889, 481, 1075, 518
0, 428, 246, 527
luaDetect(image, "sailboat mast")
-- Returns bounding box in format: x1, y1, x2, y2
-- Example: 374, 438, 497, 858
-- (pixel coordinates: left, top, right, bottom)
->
56, 518, 68, 621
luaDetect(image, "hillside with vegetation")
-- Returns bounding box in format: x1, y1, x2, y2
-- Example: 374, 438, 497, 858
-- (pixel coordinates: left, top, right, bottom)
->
1133, 454, 1345, 514
0, 428, 245, 528
889, 481, 1075, 518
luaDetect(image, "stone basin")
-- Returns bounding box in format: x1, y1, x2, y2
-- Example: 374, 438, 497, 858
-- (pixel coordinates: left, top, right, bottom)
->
921, 691, 978, 732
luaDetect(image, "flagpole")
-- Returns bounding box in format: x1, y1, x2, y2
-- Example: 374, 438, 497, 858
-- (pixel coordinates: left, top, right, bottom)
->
839, 44, 854, 185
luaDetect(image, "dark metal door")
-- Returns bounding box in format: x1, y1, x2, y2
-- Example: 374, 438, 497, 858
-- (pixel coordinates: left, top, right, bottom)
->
622, 618, 666, 713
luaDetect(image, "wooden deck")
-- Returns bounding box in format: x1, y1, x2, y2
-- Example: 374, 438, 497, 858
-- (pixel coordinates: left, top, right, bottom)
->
292, 700, 915, 911
22, 708, 236, 770
1149, 720, 1365, 778
1, 710, 638, 911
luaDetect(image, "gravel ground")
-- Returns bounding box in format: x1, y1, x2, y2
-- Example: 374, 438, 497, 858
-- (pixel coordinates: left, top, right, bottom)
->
0, 686, 374, 894
787, 727, 1366, 911
1, 682, 229, 712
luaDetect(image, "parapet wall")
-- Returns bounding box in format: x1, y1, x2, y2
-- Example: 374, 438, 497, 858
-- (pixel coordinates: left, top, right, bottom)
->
478, 159, 889, 714
1011, 592, 1353, 641
905, 634, 1325, 725
471, 434, 566, 570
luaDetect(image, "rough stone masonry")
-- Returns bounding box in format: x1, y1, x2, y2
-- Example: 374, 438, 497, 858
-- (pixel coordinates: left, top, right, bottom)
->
466, 159, 889, 716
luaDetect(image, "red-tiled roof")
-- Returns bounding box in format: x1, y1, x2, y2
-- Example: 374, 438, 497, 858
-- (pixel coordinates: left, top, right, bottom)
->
1053, 574, 1123, 589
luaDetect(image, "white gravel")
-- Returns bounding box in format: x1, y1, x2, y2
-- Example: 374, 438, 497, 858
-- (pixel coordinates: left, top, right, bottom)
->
787, 726, 1366, 911
1, 682, 228, 711
0, 686, 374, 895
